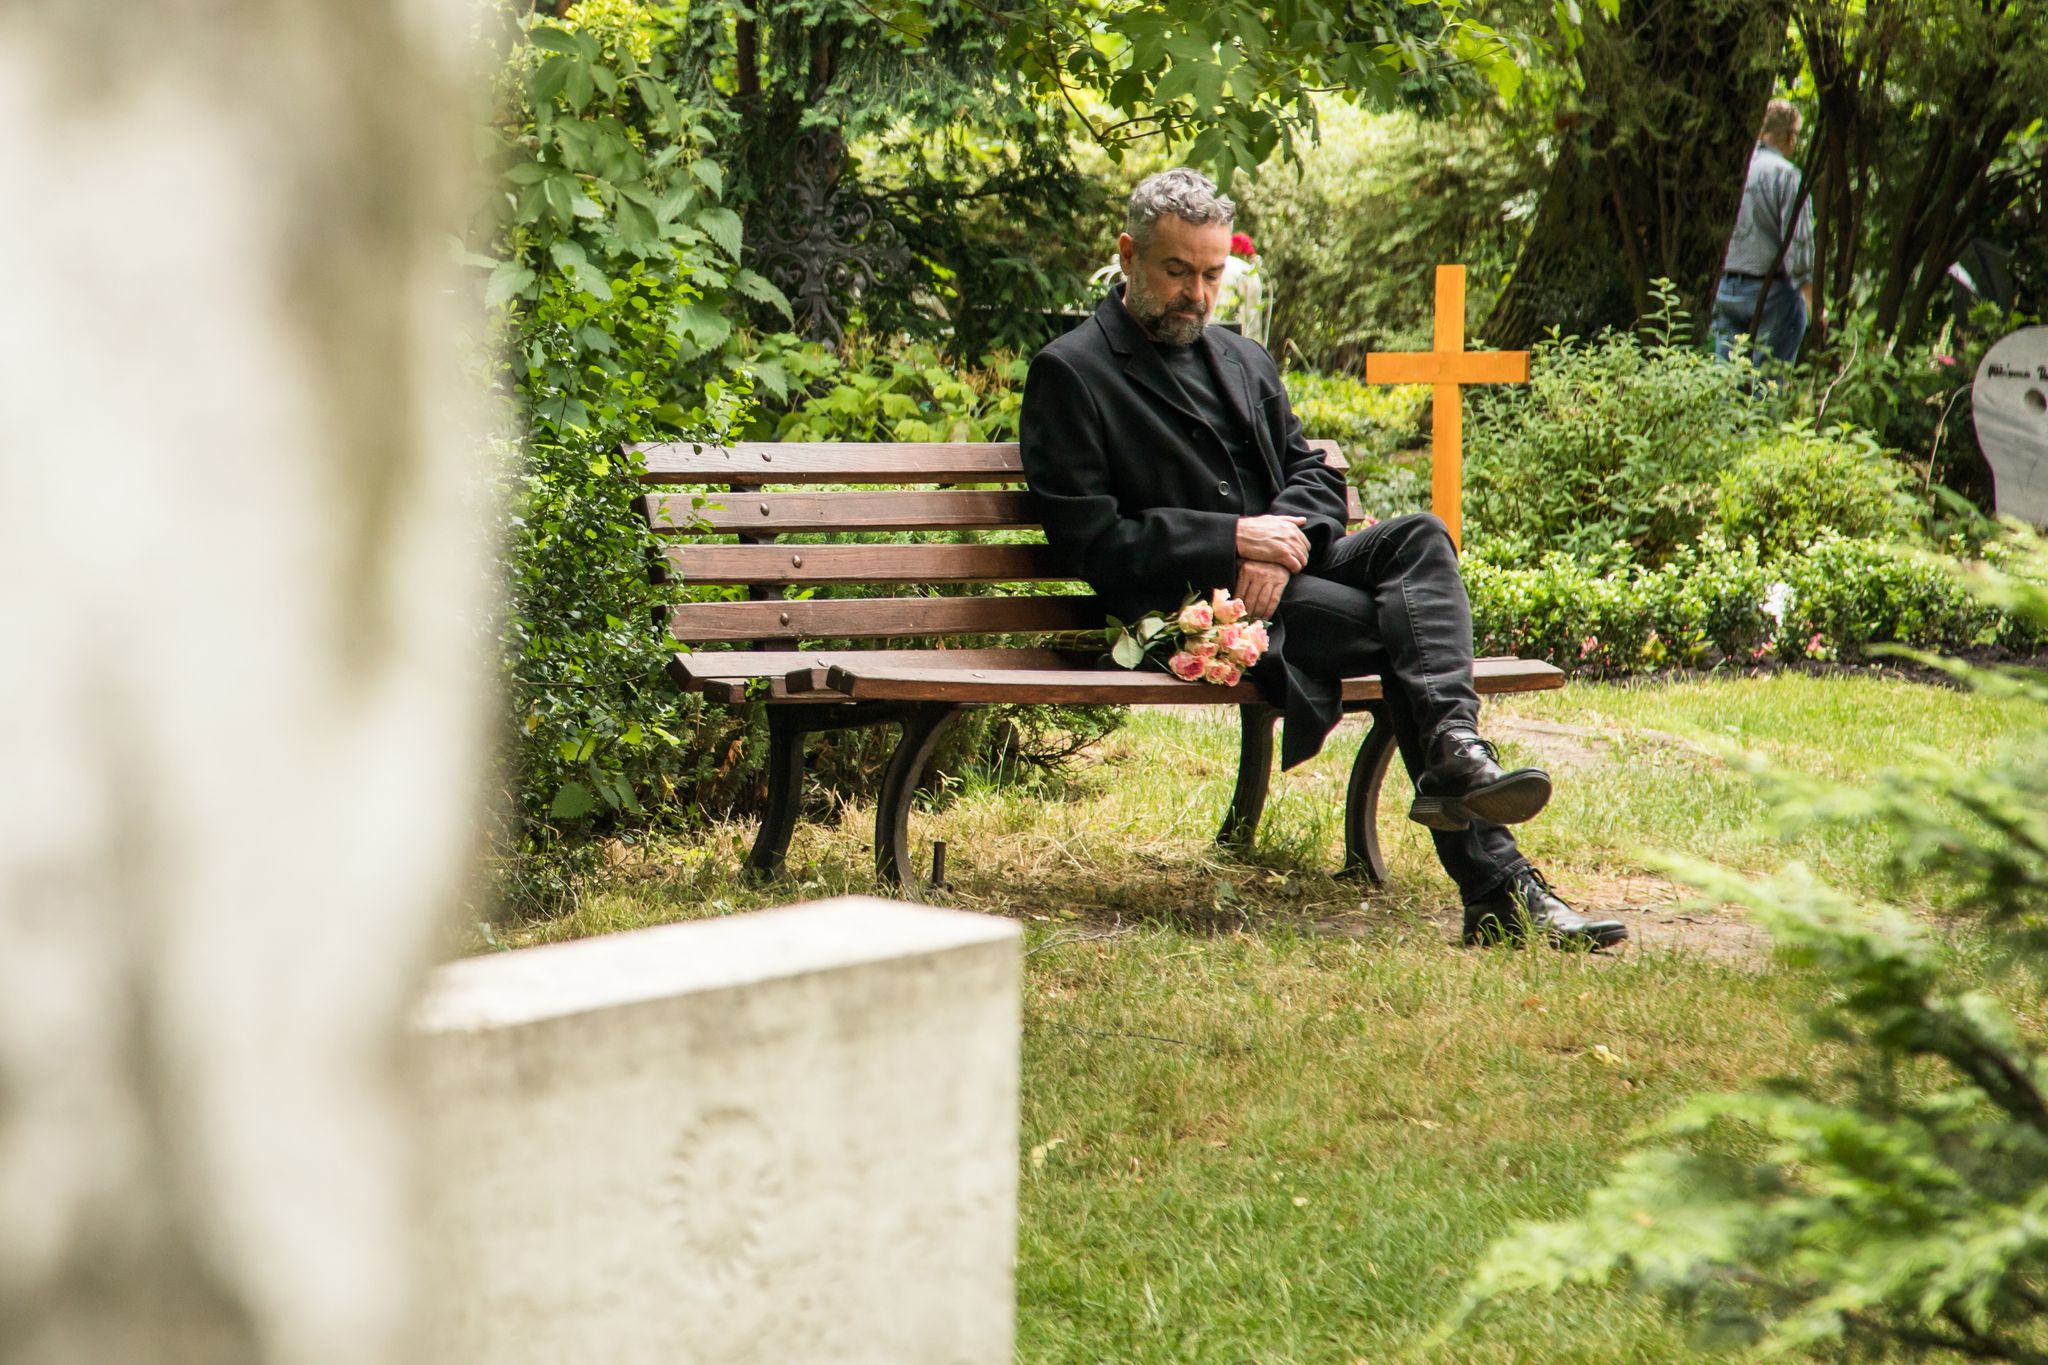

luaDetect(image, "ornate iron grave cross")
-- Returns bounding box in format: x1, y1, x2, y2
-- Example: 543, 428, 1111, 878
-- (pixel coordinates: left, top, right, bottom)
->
1362, 265, 1529, 550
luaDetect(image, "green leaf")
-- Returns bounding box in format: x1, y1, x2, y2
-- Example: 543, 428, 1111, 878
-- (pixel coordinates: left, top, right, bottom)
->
485, 262, 537, 310
697, 206, 744, 260
733, 268, 792, 319
749, 357, 791, 402
527, 25, 580, 54
564, 61, 595, 112
689, 159, 725, 198
529, 55, 570, 107
548, 780, 598, 819
668, 299, 732, 354
614, 196, 658, 244
1111, 633, 1145, 669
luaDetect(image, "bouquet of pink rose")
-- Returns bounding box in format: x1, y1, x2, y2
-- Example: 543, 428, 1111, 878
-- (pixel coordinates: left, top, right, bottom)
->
1106, 588, 1270, 686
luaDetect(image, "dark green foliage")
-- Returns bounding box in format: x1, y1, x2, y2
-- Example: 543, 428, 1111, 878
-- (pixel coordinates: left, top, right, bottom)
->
749, 337, 1027, 441
1465, 292, 1780, 564
1451, 532, 2048, 1360
476, 3, 773, 853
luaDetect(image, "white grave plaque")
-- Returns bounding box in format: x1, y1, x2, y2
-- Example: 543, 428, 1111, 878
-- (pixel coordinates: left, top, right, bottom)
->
1974, 325, 2048, 527
413, 897, 1021, 1365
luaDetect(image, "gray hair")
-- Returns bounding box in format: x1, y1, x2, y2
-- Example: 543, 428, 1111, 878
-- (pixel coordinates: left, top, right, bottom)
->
1759, 98, 1801, 142
1125, 169, 1235, 251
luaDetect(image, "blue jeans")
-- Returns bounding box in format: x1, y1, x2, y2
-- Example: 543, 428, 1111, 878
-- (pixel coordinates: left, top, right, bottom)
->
1710, 273, 1807, 365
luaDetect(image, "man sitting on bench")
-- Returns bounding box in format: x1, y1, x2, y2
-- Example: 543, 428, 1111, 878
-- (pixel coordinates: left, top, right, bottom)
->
1019, 169, 1626, 950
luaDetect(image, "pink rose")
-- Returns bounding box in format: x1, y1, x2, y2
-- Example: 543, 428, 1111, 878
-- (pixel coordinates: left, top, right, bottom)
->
1189, 639, 1218, 661
1169, 651, 1206, 681
1211, 590, 1246, 625
1247, 621, 1271, 652
1203, 658, 1242, 686
1178, 600, 1214, 631
1229, 232, 1256, 258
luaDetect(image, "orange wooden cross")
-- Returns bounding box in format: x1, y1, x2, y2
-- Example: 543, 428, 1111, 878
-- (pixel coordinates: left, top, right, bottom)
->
1362, 265, 1528, 550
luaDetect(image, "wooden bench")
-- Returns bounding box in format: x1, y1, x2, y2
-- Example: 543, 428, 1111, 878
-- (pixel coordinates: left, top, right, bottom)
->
633, 439, 1563, 891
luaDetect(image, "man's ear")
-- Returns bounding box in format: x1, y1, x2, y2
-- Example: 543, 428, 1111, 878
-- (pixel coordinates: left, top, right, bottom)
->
1117, 232, 1136, 277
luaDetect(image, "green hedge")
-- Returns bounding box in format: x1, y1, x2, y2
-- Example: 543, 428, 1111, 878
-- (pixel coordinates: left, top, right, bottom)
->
1468, 534, 2038, 672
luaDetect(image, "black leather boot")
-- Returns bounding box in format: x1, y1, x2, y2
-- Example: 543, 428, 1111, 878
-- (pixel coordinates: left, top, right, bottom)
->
1409, 726, 1552, 831
1462, 867, 1628, 950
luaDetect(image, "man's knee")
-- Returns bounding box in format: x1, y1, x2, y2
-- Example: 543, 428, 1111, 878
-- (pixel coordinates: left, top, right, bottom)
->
1380, 511, 1456, 556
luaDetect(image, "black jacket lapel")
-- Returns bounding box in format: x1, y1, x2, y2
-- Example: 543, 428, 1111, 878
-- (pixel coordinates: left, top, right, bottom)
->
1094, 288, 1201, 423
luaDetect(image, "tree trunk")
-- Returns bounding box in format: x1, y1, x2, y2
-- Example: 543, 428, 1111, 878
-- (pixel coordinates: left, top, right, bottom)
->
1483, 0, 1794, 346
0, 4, 488, 1363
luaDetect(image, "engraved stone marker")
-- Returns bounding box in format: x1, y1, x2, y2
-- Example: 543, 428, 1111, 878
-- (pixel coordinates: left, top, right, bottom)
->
1973, 325, 2048, 527
413, 897, 1022, 1365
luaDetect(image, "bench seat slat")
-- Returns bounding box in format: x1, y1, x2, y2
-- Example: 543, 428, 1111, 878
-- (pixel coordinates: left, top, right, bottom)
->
663, 542, 1067, 585
662, 594, 1106, 643
645, 489, 1039, 534
817, 655, 1564, 705
668, 647, 1096, 702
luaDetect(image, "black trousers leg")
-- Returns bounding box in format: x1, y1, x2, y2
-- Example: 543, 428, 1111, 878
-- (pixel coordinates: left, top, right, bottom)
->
1277, 513, 1528, 902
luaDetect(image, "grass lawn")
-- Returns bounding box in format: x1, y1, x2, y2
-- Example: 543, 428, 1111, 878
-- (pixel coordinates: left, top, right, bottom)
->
488, 672, 2038, 1362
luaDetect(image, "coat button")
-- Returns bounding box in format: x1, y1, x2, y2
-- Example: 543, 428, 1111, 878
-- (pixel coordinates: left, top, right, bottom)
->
1218, 480, 1231, 495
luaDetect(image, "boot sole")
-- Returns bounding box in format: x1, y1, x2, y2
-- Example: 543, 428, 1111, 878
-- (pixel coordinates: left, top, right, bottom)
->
1409, 770, 1552, 832
1462, 917, 1630, 951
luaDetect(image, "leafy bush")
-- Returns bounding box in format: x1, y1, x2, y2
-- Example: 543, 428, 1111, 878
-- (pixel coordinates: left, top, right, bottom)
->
1464, 291, 1780, 564
1281, 368, 1427, 466
749, 336, 1027, 442
1716, 421, 1919, 558
1467, 533, 2034, 672
1450, 531, 2048, 1361
475, 3, 777, 864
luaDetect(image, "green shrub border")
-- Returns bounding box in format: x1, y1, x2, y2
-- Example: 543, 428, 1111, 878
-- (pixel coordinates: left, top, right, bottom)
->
1468, 534, 2043, 673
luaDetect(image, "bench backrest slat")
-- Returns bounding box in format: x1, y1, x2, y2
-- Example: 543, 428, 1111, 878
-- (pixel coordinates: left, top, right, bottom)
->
664, 542, 1069, 586
644, 489, 1038, 534
663, 594, 1106, 643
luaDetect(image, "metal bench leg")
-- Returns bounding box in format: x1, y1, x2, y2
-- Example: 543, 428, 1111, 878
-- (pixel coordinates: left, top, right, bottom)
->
744, 709, 808, 882
875, 702, 966, 888
1217, 703, 1280, 847
1341, 702, 1398, 883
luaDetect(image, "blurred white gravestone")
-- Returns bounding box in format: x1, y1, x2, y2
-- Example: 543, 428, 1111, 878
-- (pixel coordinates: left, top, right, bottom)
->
0, 4, 485, 1365
413, 897, 1022, 1365
1974, 326, 2048, 527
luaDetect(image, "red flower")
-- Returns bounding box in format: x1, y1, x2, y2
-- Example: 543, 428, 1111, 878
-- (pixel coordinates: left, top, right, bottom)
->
1229, 232, 1256, 258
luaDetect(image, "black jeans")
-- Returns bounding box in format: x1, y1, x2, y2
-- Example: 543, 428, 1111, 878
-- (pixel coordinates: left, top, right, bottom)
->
1275, 513, 1529, 902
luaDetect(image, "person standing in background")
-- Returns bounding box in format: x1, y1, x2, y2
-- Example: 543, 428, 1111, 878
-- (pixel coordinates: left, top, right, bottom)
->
1711, 99, 1815, 366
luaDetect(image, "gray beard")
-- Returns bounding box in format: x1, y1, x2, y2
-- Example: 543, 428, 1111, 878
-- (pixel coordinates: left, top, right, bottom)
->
1125, 279, 1207, 346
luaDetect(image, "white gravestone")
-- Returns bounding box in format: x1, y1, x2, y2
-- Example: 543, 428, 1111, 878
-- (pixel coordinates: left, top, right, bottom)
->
0, 4, 484, 1363
413, 897, 1022, 1365
1974, 325, 2048, 527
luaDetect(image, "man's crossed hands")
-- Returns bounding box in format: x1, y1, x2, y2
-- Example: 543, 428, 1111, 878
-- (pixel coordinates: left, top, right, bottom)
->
1234, 514, 1307, 620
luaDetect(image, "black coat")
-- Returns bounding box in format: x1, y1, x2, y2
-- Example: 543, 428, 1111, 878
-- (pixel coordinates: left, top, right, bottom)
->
1020, 288, 1355, 767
